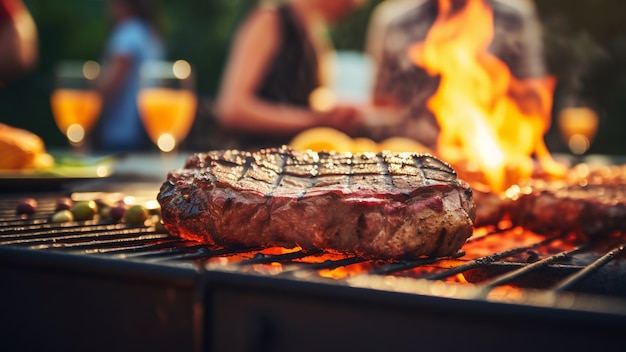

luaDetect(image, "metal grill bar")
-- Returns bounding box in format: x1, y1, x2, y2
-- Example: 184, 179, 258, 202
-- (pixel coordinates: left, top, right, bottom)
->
479, 244, 589, 289
421, 234, 563, 281
464, 226, 514, 243
85, 238, 189, 255
32, 233, 173, 251
136, 245, 217, 262
1, 221, 139, 239
553, 244, 626, 292
2, 194, 626, 302
237, 249, 323, 265
0, 217, 54, 227
0, 226, 161, 247
369, 250, 465, 275
278, 256, 367, 275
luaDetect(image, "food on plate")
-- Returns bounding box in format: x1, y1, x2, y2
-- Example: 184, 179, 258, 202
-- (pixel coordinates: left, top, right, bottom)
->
158, 146, 476, 260
0, 123, 54, 170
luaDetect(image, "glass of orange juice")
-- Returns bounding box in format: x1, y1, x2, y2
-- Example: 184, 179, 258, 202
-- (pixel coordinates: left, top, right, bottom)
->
50, 60, 102, 151
137, 60, 197, 154
557, 105, 599, 155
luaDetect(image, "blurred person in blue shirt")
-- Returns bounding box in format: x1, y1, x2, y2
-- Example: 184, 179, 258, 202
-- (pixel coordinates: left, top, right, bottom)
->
97, 0, 164, 152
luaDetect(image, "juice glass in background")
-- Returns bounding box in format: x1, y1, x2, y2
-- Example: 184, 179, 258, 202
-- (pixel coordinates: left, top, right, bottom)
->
50, 60, 102, 151
137, 60, 197, 154
557, 105, 599, 156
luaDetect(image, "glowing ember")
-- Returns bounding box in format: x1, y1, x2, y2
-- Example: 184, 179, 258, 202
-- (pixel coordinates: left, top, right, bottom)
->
318, 262, 374, 279
408, 0, 566, 192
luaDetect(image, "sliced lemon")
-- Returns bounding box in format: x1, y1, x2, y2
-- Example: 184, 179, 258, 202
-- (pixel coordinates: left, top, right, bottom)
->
289, 127, 353, 153
351, 137, 379, 153
378, 137, 432, 154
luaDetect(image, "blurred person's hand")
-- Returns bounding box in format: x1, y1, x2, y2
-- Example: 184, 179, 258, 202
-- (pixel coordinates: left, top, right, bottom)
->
318, 104, 364, 136
360, 105, 406, 128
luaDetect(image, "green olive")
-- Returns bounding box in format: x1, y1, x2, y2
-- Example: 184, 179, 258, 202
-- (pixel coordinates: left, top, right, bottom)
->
51, 210, 74, 223
124, 204, 149, 225
70, 200, 98, 221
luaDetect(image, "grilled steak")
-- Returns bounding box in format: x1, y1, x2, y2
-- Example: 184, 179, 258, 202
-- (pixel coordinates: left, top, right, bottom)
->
468, 164, 626, 236
507, 171, 626, 237
157, 147, 476, 260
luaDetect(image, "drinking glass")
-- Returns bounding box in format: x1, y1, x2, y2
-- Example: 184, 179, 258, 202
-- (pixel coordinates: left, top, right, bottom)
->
137, 60, 197, 154
557, 104, 599, 156
50, 60, 102, 151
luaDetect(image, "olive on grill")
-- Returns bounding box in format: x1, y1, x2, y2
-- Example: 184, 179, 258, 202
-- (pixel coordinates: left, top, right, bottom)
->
51, 210, 74, 223
54, 197, 74, 212
70, 200, 98, 221
154, 219, 167, 232
93, 198, 111, 209
124, 204, 148, 225
16, 197, 37, 215
109, 203, 126, 222
99, 205, 112, 219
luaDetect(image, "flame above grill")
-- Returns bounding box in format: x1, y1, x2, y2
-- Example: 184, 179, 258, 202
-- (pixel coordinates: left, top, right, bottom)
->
408, 0, 566, 192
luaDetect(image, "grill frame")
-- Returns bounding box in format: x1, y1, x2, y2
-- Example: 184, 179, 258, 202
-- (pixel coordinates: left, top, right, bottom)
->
2, 193, 626, 351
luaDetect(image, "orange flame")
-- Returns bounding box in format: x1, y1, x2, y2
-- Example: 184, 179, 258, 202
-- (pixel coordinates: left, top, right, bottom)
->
408, 0, 566, 192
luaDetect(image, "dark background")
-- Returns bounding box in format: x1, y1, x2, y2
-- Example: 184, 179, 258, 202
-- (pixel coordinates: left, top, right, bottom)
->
0, 0, 624, 154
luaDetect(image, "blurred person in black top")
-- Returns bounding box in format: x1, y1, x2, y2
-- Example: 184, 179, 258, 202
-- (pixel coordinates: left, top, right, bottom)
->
215, 0, 367, 150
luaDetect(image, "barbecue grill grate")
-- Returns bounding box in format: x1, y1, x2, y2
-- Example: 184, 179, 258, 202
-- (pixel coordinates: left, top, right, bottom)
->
2, 193, 626, 302
2, 192, 626, 352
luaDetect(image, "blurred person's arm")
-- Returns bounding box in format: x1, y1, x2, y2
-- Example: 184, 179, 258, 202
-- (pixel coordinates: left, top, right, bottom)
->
215, 6, 362, 137
99, 54, 132, 102
0, 0, 38, 84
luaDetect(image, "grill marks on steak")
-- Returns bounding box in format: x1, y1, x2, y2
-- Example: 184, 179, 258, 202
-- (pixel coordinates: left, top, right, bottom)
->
158, 147, 476, 260
183, 148, 458, 197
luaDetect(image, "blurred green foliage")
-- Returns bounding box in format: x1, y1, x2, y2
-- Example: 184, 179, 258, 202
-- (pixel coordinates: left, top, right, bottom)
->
1, 0, 626, 155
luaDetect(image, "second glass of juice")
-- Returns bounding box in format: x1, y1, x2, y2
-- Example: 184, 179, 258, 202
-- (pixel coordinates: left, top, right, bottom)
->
137, 60, 197, 153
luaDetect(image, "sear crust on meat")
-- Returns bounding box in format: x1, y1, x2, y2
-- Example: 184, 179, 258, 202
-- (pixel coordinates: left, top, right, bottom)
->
157, 147, 476, 260
471, 164, 626, 237
507, 180, 626, 237
472, 189, 512, 227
